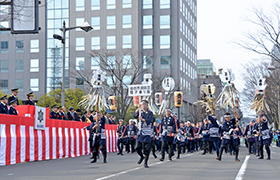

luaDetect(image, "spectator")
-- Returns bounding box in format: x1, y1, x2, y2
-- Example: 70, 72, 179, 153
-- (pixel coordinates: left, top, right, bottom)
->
81, 111, 89, 122
111, 116, 117, 124
8, 99, 18, 115
61, 106, 67, 120
67, 107, 74, 120
0, 95, 8, 114
89, 110, 95, 122
104, 112, 110, 124
57, 106, 66, 120
73, 108, 81, 121
50, 105, 58, 119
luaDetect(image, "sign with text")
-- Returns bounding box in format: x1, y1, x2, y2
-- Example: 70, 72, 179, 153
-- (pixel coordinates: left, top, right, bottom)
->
34, 106, 46, 130
128, 84, 152, 97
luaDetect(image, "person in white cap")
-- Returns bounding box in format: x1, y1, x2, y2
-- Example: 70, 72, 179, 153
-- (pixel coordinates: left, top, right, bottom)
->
185, 121, 195, 153
125, 119, 137, 153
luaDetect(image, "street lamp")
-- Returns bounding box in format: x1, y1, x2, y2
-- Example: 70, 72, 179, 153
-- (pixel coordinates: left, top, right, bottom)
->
53, 21, 93, 106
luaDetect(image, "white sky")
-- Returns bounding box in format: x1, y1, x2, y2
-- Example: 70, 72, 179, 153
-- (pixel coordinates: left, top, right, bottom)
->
197, 0, 278, 116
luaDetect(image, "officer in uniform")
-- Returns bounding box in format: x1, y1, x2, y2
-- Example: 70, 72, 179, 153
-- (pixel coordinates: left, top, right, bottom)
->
244, 120, 256, 155
117, 119, 126, 155
254, 114, 271, 160
49, 105, 58, 119
8, 88, 19, 105
217, 111, 240, 162
159, 109, 176, 161
126, 119, 137, 153
133, 100, 155, 168
86, 110, 107, 163
0, 95, 8, 114
199, 118, 211, 155
8, 99, 18, 115
208, 114, 221, 159
25, 92, 35, 105
67, 107, 75, 121
185, 121, 195, 153
73, 109, 81, 121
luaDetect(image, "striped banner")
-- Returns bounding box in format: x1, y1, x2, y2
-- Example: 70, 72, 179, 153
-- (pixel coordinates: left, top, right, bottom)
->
0, 114, 118, 166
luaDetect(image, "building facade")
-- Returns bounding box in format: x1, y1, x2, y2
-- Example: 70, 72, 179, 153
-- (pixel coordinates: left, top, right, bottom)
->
197, 59, 215, 75
0, 0, 197, 119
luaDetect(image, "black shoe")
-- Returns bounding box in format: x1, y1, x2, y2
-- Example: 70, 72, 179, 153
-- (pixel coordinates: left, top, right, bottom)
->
103, 159, 107, 163
120, 153, 124, 156
235, 158, 240, 162
202, 152, 206, 155
117, 152, 121, 155
144, 163, 149, 168
266, 157, 271, 160
258, 157, 264, 159
153, 153, 157, 158
169, 157, 172, 161
144, 156, 149, 168
177, 156, 180, 159
90, 159, 97, 163
159, 158, 164, 161
137, 156, 144, 164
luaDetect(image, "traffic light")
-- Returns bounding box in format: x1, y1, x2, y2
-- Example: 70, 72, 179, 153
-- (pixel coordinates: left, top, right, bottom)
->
174, 91, 183, 108
108, 96, 117, 111
155, 92, 163, 106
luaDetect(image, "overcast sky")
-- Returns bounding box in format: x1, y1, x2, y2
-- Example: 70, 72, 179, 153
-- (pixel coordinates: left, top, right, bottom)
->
197, 0, 278, 116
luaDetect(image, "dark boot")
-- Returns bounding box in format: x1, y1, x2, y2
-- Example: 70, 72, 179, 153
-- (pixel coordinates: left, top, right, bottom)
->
144, 155, 149, 168
265, 145, 271, 160
103, 152, 107, 163
137, 150, 144, 164
217, 147, 223, 161
90, 153, 97, 163
235, 147, 240, 161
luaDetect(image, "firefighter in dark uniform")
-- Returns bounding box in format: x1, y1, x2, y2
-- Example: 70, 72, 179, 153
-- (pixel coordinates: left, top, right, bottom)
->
117, 119, 126, 155
8, 99, 18, 115
25, 92, 35, 105
126, 119, 137, 153
199, 118, 211, 155
0, 95, 8, 114
49, 105, 58, 119
244, 120, 256, 154
8, 88, 19, 105
133, 100, 155, 168
159, 109, 176, 161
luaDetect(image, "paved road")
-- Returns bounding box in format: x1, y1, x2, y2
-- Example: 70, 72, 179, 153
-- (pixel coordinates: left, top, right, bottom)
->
1, 145, 280, 180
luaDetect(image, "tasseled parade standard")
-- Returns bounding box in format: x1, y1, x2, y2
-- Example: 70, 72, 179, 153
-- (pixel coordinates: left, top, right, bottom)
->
250, 78, 269, 113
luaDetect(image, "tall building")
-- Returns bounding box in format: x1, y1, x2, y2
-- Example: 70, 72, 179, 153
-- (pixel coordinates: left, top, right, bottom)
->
197, 59, 215, 75
0, 0, 198, 119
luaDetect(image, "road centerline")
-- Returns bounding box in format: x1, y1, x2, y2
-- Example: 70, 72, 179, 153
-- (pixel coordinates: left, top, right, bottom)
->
235, 155, 250, 180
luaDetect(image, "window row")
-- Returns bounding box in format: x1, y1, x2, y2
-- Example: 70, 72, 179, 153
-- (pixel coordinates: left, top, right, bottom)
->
0, 79, 39, 92
75, 55, 171, 71
180, 77, 191, 94
0, 59, 39, 73
143, 0, 170, 9
180, 58, 197, 79
143, 15, 170, 29
0, 40, 39, 54
81, 0, 133, 11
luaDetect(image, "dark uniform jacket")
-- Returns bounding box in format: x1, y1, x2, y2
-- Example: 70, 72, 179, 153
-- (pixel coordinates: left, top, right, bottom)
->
67, 111, 74, 120
160, 116, 176, 142
8, 95, 19, 105
50, 111, 57, 119
25, 100, 35, 105
8, 106, 18, 115
0, 102, 8, 114
73, 112, 80, 121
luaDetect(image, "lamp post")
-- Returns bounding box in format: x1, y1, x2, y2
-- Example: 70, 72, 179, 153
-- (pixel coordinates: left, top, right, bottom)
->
268, 65, 280, 129
53, 21, 93, 106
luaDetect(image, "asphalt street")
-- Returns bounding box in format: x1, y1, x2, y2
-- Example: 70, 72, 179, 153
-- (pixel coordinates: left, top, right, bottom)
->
1, 145, 280, 180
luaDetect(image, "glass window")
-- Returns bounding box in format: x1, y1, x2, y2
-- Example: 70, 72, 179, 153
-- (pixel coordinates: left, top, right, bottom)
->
0, 60, 8, 73
160, 15, 170, 29
30, 78, 39, 91
30, 59, 39, 72
160, 56, 171, 69
91, 0, 100, 10
76, 78, 84, 85
143, 0, 153, 9
143, 15, 153, 29
15, 79, 24, 92
123, 75, 132, 86
15, 60, 24, 72
107, 36, 116, 49
91, 57, 100, 70
76, 0, 85, 11
107, 56, 116, 69
143, 56, 153, 69
0, 80, 8, 92
123, 55, 132, 69
15, 40, 24, 53
122, 0, 132, 8
160, 35, 170, 49
76, 57, 85, 70
76, 18, 84, 31
107, 76, 115, 87
0, 41, 9, 53
107, 0, 116, 9
123, 15, 132, 29
91, 37, 100, 50
30, 40, 39, 53
143, 35, 153, 49
107, 16, 116, 29
123, 35, 132, 49
160, 0, 170, 9
91, 17, 100, 30
76, 37, 85, 51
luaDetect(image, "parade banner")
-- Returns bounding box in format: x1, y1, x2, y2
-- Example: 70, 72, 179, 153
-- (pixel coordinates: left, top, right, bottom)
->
0, 113, 118, 166
34, 106, 46, 130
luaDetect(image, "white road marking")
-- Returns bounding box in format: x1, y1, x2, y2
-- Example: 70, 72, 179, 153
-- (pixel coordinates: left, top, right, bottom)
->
96, 153, 195, 180
235, 155, 250, 180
